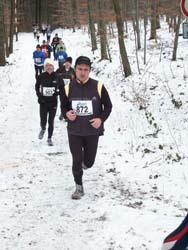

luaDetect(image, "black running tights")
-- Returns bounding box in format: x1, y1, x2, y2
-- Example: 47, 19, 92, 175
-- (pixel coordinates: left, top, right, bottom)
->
68, 134, 99, 185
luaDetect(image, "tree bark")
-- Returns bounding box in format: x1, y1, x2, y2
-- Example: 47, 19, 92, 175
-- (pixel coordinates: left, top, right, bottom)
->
71, 0, 80, 31
98, 0, 108, 60
134, 0, 141, 50
112, 0, 131, 77
9, 0, 15, 54
149, 0, 157, 40
88, 0, 97, 52
172, 11, 181, 61
143, 0, 148, 65
0, 0, 6, 66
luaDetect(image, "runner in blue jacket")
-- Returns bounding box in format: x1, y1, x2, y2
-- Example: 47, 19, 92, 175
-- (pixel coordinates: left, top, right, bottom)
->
33, 45, 45, 79
55, 47, 68, 68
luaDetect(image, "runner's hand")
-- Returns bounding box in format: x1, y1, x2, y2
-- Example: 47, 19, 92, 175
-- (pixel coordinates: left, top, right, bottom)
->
89, 118, 102, 129
66, 110, 76, 121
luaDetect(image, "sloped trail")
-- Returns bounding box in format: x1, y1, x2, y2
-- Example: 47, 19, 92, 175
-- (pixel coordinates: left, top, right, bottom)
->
0, 31, 165, 250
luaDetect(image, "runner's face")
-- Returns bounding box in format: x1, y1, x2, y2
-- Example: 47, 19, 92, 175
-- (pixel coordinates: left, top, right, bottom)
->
75, 64, 90, 82
65, 61, 71, 68
45, 64, 54, 74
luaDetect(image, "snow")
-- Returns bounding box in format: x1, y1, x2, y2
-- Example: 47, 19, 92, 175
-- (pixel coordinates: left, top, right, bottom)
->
0, 21, 188, 250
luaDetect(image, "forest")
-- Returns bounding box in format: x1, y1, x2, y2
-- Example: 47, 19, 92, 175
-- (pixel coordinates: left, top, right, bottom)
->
0, 0, 184, 77
1, 1, 188, 249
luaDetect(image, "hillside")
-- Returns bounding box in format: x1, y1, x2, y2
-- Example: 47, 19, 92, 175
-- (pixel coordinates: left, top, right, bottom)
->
0, 20, 188, 250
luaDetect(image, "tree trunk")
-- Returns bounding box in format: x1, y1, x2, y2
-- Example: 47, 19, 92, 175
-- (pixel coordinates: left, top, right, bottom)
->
156, 0, 160, 29
134, 0, 141, 50
98, 0, 108, 60
108, 22, 115, 38
112, 0, 131, 77
71, 0, 77, 32
143, 0, 148, 65
0, 0, 6, 66
9, 0, 15, 54
35, 0, 41, 26
71, 0, 80, 31
88, 0, 97, 52
4, 1, 10, 59
172, 11, 181, 61
41, 0, 48, 25
149, 0, 157, 40
122, 0, 128, 34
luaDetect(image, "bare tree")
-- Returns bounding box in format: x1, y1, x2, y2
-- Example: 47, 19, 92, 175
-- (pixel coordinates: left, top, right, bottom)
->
87, 0, 97, 52
112, 0, 132, 77
9, 0, 15, 54
98, 0, 108, 60
134, 0, 141, 50
149, 0, 157, 40
0, 0, 6, 66
172, 10, 181, 61
71, 0, 79, 32
143, 0, 149, 64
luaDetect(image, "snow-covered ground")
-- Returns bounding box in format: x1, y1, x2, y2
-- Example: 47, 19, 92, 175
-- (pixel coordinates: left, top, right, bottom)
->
0, 21, 188, 250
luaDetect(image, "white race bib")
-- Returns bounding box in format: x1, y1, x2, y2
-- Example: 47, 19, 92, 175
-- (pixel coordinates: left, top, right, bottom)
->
72, 100, 93, 116
63, 78, 70, 85
59, 55, 65, 60
35, 58, 41, 63
43, 87, 55, 96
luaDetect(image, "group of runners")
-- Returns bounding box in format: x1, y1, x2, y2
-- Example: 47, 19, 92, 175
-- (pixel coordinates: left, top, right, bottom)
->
33, 30, 112, 199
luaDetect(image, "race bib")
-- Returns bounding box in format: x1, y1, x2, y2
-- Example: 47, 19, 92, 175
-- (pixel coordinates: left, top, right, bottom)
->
63, 78, 70, 85
35, 58, 41, 63
43, 87, 55, 96
58, 55, 65, 60
72, 100, 93, 116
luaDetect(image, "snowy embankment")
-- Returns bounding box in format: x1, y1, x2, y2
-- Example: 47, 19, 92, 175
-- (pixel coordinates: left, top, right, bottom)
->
0, 23, 188, 250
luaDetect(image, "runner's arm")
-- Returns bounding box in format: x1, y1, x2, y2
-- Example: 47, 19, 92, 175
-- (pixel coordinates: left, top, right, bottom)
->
97, 85, 112, 122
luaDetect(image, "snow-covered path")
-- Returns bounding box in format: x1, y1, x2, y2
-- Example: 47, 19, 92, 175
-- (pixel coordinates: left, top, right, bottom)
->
0, 31, 132, 250
0, 29, 187, 250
